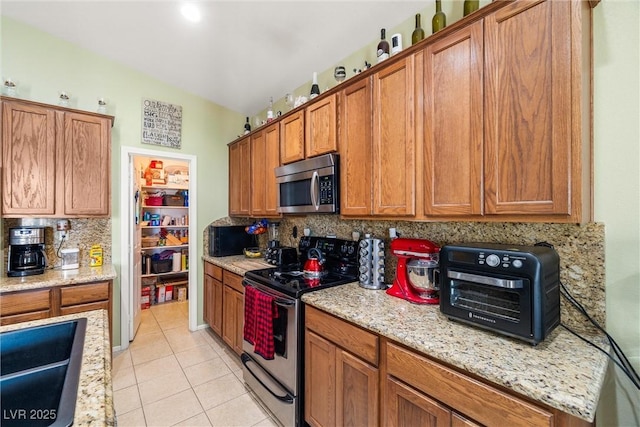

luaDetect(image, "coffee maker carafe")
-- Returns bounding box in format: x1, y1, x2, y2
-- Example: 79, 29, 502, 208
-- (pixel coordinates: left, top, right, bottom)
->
7, 227, 47, 277
387, 238, 440, 304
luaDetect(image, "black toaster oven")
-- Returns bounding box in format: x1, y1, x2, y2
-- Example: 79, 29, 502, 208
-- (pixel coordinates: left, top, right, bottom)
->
439, 243, 560, 345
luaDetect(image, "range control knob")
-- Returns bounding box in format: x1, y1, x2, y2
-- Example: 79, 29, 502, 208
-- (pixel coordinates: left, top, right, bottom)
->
485, 254, 500, 267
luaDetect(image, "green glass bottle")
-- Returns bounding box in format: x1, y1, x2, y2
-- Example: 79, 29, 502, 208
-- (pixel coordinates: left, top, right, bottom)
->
412, 13, 425, 45
432, 0, 446, 33
463, 0, 479, 17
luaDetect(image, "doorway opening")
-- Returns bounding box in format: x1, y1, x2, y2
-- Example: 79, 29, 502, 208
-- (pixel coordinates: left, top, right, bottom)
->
119, 146, 198, 349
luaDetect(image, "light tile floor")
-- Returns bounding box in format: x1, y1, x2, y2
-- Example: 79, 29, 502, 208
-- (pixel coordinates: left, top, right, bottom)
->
112, 301, 279, 427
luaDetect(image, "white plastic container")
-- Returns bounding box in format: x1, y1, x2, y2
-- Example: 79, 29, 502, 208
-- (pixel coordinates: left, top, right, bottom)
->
61, 248, 79, 270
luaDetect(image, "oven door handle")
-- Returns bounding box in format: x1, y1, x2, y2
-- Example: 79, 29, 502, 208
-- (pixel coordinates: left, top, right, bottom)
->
310, 171, 320, 211
447, 270, 524, 289
241, 354, 294, 404
243, 281, 296, 307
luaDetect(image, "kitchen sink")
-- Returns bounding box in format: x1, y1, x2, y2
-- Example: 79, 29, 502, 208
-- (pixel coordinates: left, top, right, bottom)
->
0, 318, 87, 427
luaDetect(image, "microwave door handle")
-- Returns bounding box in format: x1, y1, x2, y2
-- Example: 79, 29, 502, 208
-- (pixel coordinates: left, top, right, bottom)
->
310, 171, 320, 210
448, 270, 524, 289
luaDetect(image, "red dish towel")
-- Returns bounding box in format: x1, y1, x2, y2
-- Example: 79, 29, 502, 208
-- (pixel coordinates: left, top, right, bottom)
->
243, 286, 257, 345
243, 286, 279, 360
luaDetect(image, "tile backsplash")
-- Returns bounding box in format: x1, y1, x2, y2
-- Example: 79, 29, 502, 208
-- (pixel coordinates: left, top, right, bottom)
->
3, 218, 112, 269
209, 216, 606, 332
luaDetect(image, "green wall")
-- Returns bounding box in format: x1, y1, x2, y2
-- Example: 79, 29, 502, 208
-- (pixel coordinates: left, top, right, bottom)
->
1, 16, 244, 347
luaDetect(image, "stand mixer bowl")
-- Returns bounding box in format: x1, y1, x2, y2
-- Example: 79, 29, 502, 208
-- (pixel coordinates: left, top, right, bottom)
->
407, 258, 439, 298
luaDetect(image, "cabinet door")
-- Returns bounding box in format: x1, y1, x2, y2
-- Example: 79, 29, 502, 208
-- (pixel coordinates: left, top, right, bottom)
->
339, 77, 373, 216
385, 376, 451, 427
372, 56, 416, 216
306, 93, 337, 158
233, 289, 244, 355
222, 285, 236, 348
484, 0, 571, 216
336, 349, 378, 427
1, 100, 57, 215
250, 130, 267, 215
280, 111, 305, 164
305, 330, 337, 427
423, 22, 484, 217
452, 412, 482, 427
63, 112, 111, 216
229, 137, 251, 216
263, 123, 281, 216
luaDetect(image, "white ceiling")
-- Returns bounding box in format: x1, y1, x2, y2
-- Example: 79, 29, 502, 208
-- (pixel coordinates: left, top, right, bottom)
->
1, 0, 426, 116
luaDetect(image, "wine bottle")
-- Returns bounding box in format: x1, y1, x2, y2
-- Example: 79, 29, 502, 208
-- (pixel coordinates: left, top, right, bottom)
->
463, 0, 479, 17
432, 0, 446, 33
412, 13, 425, 45
310, 72, 320, 99
267, 97, 274, 122
376, 28, 390, 63
243, 117, 251, 134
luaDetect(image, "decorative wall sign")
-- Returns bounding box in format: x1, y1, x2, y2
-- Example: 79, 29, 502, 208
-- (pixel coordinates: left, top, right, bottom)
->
142, 98, 183, 149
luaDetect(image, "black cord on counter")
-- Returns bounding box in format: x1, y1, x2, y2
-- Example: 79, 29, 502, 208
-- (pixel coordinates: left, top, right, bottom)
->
533, 241, 640, 390
560, 282, 640, 390
55, 234, 66, 259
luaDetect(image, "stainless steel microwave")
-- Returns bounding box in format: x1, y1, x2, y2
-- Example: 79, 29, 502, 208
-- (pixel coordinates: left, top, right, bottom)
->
275, 153, 339, 214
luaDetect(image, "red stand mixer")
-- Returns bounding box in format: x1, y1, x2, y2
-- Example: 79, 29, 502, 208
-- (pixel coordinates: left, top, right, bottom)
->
387, 238, 441, 304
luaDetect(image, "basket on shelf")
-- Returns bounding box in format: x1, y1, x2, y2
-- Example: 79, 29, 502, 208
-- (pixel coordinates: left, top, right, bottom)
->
164, 194, 184, 206
142, 236, 159, 247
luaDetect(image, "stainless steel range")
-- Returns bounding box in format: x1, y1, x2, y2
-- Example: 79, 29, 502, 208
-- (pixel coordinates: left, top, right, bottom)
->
241, 236, 358, 427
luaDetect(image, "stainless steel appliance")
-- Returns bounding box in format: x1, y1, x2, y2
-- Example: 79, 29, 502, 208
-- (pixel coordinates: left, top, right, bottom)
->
439, 243, 560, 345
275, 153, 339, 214
208, 225, 255, 257
7, 227, 47, 277
241, 236, 358, 427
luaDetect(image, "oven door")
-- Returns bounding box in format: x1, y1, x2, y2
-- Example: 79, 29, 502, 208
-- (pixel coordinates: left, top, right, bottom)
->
242, 279, 299, 394
440, 269, 534, 340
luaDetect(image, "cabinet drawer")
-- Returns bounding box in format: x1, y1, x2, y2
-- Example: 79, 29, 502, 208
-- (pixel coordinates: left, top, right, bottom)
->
60, 300, 110, 316
385, 342, 553, 427
223, 271, 244, 293
0, 310, 50, 326
60, 282, 110, 307
205, 262, 223, 281
306, 306, 378, 366
0, 289, 51, 316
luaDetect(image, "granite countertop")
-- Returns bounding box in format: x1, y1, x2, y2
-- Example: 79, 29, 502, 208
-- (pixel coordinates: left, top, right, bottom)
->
0, 309, 114, 426
202, 254, 271, 276
302, 283, 608, 423
0, 264, 117, 293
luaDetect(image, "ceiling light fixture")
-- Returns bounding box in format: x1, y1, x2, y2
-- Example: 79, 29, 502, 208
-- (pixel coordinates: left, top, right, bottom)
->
181, 3, 201, 23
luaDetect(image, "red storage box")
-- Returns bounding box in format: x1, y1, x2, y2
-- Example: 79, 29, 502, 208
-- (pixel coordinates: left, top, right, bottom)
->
145, 196, 163, 206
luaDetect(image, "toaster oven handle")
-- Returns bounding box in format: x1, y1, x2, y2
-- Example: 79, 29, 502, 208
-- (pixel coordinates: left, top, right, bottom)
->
310, 171, 320, 211
447, 270, 524, 289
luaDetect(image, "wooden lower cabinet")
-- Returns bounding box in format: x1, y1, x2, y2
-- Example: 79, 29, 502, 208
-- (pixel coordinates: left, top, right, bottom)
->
305, 306, 379, 427
306, 307, 592, 427
0, 281, 112, 339
203, 262, 224, 336
223, 271, 245, 356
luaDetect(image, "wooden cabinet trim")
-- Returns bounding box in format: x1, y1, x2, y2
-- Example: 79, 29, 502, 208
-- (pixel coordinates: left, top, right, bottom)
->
385, 341, 554, 427
204, 261, 223, 281
223, 271, 244, 293
306, 306, 378, 366
60, 281, 110, 306
0, 289, 51, 316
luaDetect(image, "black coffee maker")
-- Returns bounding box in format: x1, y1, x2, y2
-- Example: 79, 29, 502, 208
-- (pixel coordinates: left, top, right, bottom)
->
7, 227, 47, 277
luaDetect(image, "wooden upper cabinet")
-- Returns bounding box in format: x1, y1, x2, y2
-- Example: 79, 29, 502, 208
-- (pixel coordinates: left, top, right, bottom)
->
306, 93, 337, 158
422, 21, 484, 217
339, 78, 373, 216
484, 0, 575, 217
280, 110, 305, 164
250, 123, 280, 217
2, 100, 57, 215
228, 136, 251, 216
372, 56, 416, 217
1, 97, 112, 218
63, 112, 111, 216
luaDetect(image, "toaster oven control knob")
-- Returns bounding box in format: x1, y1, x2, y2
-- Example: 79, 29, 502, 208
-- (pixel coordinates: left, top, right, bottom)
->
485, 254, 500, 267
512, 259, 523, 268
